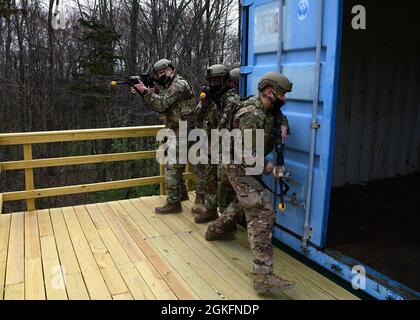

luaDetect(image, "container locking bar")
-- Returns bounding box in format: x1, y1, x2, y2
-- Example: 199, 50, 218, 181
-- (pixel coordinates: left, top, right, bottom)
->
302, 0, 324, 252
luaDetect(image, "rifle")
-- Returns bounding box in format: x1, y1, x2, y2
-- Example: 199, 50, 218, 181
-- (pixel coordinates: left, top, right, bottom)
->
198, 85, 227, 111
275, 115, 290, 212
199, 86, 210, 100
110, 73, 157, 97
246, 113, 291, 212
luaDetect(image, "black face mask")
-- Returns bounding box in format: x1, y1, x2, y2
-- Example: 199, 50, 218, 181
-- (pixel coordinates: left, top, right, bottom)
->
156, 74, 171, 86
274, 98, 285, 110
209, 85, 223, 96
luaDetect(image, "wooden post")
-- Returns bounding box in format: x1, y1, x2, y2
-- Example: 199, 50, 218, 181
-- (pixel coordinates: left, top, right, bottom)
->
0, 193, 3, 214
23, 144, 36, 211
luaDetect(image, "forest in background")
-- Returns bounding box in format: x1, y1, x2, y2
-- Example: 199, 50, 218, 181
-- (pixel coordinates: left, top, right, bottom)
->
0, 0, 241, 213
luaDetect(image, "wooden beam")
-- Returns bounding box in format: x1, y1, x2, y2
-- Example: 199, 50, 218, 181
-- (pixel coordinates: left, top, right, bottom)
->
0, 194, 3, 214
0, 151, 157, 171
23, 145, 36, 211
2, 174, 194, 202
0, 126, 165, 146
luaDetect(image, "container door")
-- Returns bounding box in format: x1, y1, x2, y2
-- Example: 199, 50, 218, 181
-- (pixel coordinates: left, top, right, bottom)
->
241, 0, 343, 248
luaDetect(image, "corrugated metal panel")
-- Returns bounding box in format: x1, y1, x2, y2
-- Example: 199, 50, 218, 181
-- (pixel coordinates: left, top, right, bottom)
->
242, 0, 343, 247
332, 0, 420, 187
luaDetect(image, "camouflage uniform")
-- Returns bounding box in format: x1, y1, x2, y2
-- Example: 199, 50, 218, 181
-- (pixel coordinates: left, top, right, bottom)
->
200, 89, 240, 212
194, 98, 220, 212
193, 103, 208, 205
217, 165, 234, 214
144, 74, 195, 204
207, 96, 289, 276
216, 95, 241, 215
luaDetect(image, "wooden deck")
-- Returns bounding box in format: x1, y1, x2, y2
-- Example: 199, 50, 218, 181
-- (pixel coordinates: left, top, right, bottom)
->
0, 193, 358, 300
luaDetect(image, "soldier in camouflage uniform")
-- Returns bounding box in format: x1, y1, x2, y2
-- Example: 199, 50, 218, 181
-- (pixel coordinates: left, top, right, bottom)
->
193, 65, 241, 224
205, 72, 295, 294
191, 116, 207, 211
133, 59, 196, 214
217, 68, 241, 215
191, 68, 241, 213
227, 68, 240, 91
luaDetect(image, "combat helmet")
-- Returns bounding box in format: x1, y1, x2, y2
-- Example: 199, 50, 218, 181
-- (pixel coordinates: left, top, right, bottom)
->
206, 64, 229, 80
153, 59, 175, 74
258, 72, 293, 94
229, 68, 240, 84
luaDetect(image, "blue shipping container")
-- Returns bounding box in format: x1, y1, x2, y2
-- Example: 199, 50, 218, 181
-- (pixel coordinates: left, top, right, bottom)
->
240, 0, 420, 300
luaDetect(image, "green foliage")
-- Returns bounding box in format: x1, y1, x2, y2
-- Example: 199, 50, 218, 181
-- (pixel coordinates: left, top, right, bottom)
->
77, 17, 120, 76
111, 138, 131, 153
92, 184, 160, 203
132, 184, 160, 197
71, 16, 121, 109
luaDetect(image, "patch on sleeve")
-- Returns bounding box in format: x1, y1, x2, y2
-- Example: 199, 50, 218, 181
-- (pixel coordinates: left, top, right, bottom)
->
233, 105, 261, 123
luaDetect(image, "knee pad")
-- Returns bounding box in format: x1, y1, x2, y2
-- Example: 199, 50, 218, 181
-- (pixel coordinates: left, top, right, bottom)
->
237, 190, 264, 209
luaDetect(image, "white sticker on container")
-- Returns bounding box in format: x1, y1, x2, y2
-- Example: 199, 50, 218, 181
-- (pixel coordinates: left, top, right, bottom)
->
297, 0, 309, 21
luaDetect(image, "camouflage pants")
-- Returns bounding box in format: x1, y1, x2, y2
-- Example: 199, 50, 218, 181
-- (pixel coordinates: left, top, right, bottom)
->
195, 164, 207, 200
204, 163, 218, 210
165, 137, 187, 204
208, 165, 275, 275
203, 165, 236, 213
217, 165, 236, 214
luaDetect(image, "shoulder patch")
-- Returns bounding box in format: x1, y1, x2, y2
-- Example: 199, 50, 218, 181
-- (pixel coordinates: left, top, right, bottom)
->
233, 105, 260, 122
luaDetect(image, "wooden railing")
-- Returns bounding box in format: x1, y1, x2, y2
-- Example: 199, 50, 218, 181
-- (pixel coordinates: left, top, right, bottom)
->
0, 126, 196, 213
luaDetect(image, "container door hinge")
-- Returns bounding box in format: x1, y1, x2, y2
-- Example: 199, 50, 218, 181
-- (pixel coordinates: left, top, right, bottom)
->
303, 226, 313, 241
301, 225, 313, 254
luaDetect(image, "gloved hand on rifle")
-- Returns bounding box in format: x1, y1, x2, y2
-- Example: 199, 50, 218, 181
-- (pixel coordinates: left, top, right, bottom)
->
111, 73, 158, 97
130, 76, 157, 95
280, 125, 288, 144
198, 86, 211, 108
272, 164, 286, 179
263, 161, 285, 179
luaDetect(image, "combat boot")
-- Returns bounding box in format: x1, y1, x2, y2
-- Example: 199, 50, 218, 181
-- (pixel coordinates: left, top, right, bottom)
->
180, 184, 189, 201
194, 193, 205, 205
224, 221, 237, 232
253, 273, 295, 294
205, 228, 235, 241
155, 202, 183, 215
192, 194, 205, 214
194, 209, 219, 224
181, 191, 190, 201
192, 202, 206, 215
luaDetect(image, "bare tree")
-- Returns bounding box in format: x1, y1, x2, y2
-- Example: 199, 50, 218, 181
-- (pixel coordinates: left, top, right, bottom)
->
0, 0, 240, 212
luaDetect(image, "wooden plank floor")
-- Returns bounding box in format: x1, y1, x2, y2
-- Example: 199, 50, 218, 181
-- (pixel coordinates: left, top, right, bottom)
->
0, 194, 359, 300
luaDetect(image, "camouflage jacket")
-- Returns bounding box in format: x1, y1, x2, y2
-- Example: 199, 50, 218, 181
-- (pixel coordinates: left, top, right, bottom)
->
225, 96, 290, 168
195, 89, 240, 134
219, 96, 289, 134
144, 75, 196, 130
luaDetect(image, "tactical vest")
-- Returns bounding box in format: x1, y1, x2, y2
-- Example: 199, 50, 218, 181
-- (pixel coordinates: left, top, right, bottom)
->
232, 96, 276, 158
203, 89, 240, 133
161, 75, 195, 130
